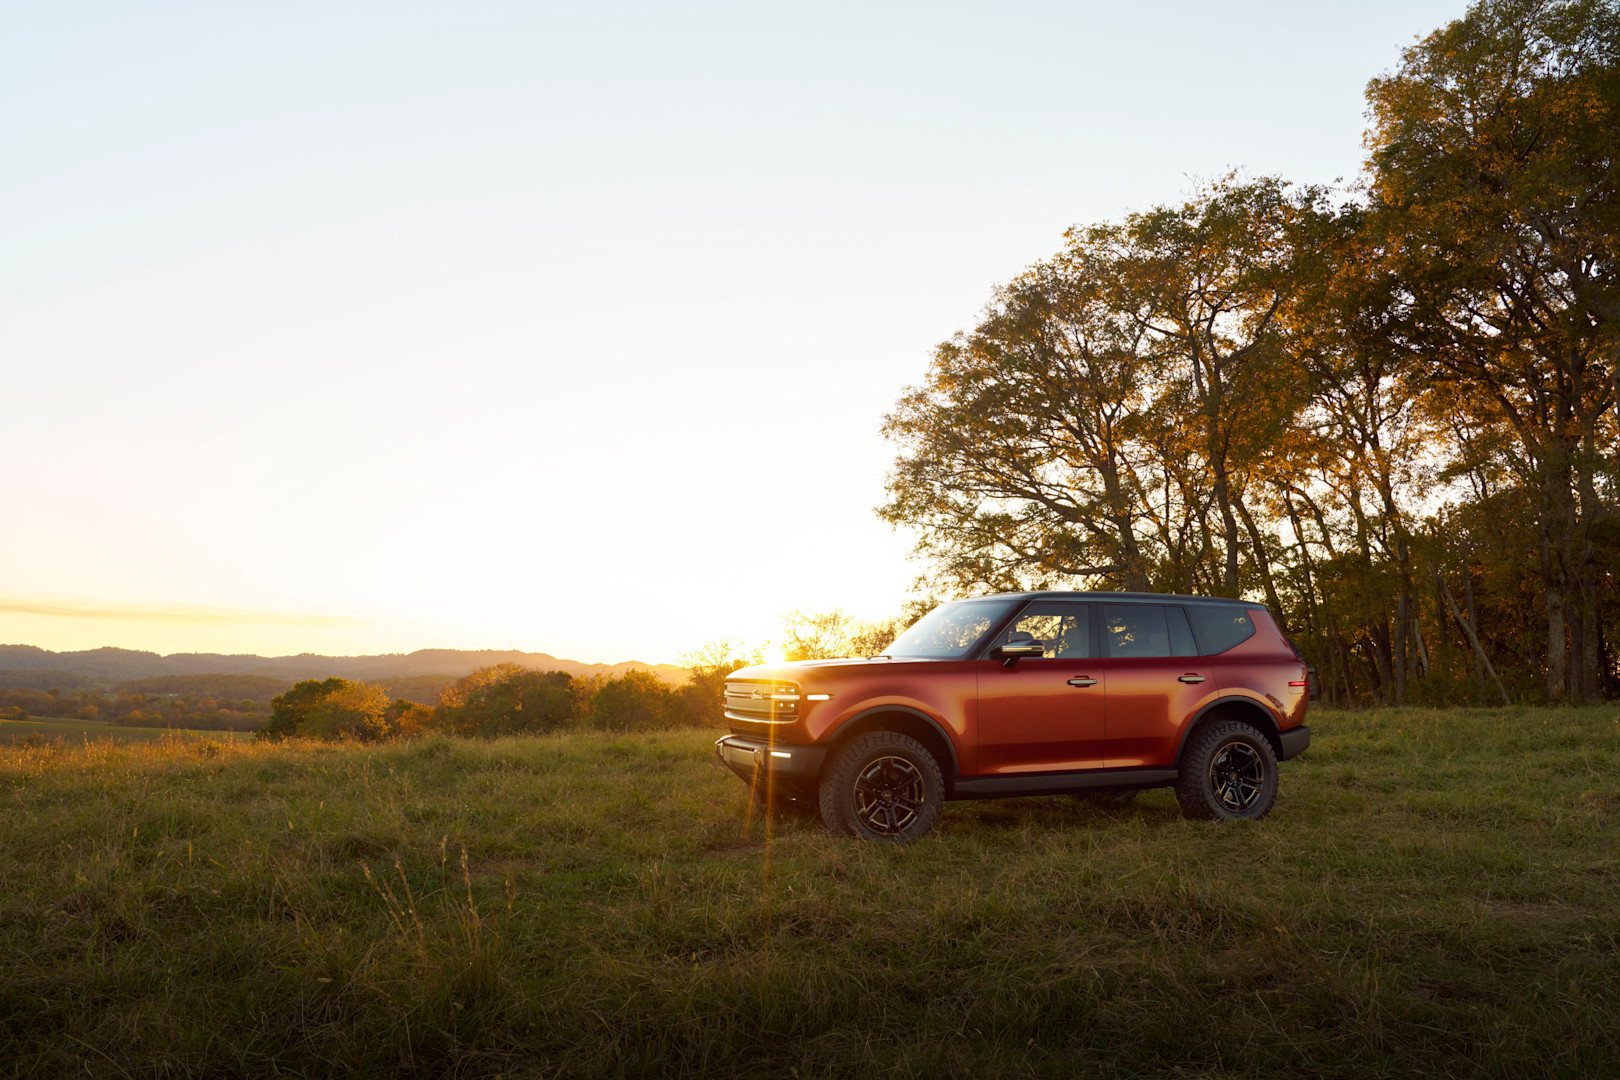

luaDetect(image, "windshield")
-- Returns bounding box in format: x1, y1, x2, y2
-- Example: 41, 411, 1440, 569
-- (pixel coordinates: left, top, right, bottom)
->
883, 598, 1016, 659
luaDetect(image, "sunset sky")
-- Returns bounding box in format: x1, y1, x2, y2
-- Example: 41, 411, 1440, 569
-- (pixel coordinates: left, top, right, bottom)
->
2, 0, 1463, 665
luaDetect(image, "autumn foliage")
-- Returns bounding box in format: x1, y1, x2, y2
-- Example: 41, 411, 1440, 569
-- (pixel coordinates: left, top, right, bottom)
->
258, 665, 714, 742
883, 0, 1620, 706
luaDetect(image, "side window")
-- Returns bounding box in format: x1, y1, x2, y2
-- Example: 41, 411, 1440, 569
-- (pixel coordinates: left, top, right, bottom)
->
1186, 606, 1256, 654
1101, 604, 1172, 658
1165, 606, 1198, 657
997, 602, 1091, 659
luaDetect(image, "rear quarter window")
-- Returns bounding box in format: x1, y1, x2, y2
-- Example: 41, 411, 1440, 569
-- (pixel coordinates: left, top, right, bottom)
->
1187, 606, 1256, 654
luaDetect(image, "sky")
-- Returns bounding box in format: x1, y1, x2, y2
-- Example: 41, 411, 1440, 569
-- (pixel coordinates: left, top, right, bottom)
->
1, 0, 1467, 665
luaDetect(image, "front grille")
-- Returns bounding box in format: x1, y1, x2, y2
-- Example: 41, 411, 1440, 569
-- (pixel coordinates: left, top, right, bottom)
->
724, 680, 799, 724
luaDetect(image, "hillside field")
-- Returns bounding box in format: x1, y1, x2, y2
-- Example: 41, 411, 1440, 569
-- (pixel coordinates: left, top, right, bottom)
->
1, 706, 1617, 1078
0, 717, 256, 745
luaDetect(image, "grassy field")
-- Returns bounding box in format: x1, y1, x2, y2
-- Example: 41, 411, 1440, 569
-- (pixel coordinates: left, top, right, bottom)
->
0, 717, 255, 745
1, 706, 1616, 1078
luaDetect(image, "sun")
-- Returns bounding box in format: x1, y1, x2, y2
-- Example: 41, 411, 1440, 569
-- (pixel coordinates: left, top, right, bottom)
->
762, 642, 787, 665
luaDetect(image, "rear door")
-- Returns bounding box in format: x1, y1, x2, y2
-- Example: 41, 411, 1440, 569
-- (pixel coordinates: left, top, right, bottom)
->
974, 600, 1106, 773
1094, 603, 1215, 767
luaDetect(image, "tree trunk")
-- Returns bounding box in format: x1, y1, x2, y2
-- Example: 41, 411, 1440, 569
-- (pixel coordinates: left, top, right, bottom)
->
1370, 621, 1392, 707
1546, 584, 1567, 703
1411, 617, 1430, 679
1461, 560, 1484, 702
1581, 580, 1601, 704
1394, 584, 1409, 706
1570, 598, 1586, 703
1577, 429, 1604, 703
1332, 623, 1357, 709
1433, 560, 1512, 707
1235, 495, 1286, 630
1539, 440, 1578, 703
1213, 461, 1241, 596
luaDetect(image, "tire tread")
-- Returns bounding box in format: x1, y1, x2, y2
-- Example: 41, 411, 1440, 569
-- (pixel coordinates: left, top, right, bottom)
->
1175, 719, 1279, 821
818, 730, 945, 841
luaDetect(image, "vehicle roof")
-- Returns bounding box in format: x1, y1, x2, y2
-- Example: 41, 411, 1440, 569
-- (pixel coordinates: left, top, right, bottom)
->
958, 590, 1261, 607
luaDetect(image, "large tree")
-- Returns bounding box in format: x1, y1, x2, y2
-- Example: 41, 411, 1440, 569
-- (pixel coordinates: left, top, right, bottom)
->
879, 0, 1619, 705
1366, 0, 1620, 700
881, 177, 1324, 601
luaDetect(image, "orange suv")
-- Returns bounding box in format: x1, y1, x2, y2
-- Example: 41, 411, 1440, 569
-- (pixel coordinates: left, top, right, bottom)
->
716, 592, 1311, 840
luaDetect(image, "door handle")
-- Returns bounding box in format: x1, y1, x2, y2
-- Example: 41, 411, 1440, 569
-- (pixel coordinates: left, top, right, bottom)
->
1178, 674, 1206, 684
1066, 677, 1097, 687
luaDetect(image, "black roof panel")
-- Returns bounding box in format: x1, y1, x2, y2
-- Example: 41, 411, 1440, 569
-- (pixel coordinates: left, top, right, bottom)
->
962, 591, 1259, 607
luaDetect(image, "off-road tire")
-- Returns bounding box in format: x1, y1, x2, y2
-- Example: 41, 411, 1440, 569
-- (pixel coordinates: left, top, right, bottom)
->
1175, 719, 1279, 821
818, 731, 944, 842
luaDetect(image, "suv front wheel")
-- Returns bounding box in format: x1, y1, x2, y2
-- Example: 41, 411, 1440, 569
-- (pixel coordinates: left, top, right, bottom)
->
819, 731, 944, 841
1175, 719, 1279, 821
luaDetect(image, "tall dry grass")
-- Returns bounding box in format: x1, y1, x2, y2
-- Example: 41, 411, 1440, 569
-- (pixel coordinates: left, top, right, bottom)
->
1, 708, 1617, 1077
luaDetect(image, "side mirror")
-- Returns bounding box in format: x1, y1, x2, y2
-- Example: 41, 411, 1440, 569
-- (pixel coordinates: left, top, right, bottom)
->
994, 642, 1045, 667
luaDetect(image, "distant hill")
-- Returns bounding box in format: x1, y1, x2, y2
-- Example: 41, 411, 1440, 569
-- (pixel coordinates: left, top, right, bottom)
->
0, 668, 100, 692
0, 644, 690, 689
116, 674, 294, 702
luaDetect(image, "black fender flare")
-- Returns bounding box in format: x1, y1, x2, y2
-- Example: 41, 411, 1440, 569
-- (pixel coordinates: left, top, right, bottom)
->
1173, 695, 1284, 763
829, 704, 963, 778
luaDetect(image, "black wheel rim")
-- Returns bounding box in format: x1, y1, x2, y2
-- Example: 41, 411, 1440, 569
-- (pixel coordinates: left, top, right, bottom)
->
853, 755, 924, 835
1208, 741, 1265, 812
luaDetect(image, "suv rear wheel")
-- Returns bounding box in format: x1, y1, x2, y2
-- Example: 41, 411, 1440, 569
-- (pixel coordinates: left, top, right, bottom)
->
1175, 719, 1279, 821
819, 731, 944, 842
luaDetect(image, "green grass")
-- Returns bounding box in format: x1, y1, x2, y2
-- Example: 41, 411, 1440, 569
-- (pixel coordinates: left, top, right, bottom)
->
0, 716, 255, 744
1, 706, 1616, 1078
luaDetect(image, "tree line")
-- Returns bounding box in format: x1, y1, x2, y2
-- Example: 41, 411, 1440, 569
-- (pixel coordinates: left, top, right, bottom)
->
0, 687, 270, 732
256, 665, 720, 742
881, 0, 1620, 706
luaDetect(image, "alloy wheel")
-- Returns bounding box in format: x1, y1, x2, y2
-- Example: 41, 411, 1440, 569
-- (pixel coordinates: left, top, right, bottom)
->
852, 755, 925, 836
1208, 741, 1266, 813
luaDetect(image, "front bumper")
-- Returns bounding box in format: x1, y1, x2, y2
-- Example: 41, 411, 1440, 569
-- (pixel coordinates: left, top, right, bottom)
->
715, 735, 828, 790
1278, 725, 1311, 761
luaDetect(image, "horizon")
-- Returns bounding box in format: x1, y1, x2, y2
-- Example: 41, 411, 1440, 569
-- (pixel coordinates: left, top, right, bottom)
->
0, 637, 686, 667
2, 1, 1462, 664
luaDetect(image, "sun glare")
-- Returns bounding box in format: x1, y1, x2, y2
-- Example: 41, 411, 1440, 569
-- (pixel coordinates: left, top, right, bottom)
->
763, 643, 787, 665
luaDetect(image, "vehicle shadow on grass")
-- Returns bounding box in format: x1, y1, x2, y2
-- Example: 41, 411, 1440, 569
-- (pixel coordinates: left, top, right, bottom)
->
940, 793, 1183, 835
725, 791, 1188, 846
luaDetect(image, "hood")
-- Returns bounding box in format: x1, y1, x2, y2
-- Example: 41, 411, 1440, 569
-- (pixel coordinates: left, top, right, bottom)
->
727, 656, 935, 681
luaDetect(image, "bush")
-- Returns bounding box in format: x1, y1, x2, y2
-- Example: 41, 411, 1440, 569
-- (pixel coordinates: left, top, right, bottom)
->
259, 679, 349, 741
586, 670, 689, 732
259, 678, 424, 742
300, 682, 394, 741
436, 665, 580, 736
433, 665, 701, 736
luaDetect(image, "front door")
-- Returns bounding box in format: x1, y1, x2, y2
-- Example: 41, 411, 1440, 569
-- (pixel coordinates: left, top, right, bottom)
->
974, 601, 1105, 773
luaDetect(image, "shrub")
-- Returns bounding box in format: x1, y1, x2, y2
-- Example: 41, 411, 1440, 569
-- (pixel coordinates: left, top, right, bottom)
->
259, 678, 425, 742
587, 670, 689, 732
259, 679, 350, 741
300, 682, 394, 741
436, 665, 579, 737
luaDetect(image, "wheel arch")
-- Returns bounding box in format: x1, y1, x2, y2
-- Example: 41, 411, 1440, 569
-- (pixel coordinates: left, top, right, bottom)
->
825, 706, 961, 790
1175, 696, 1283, 764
